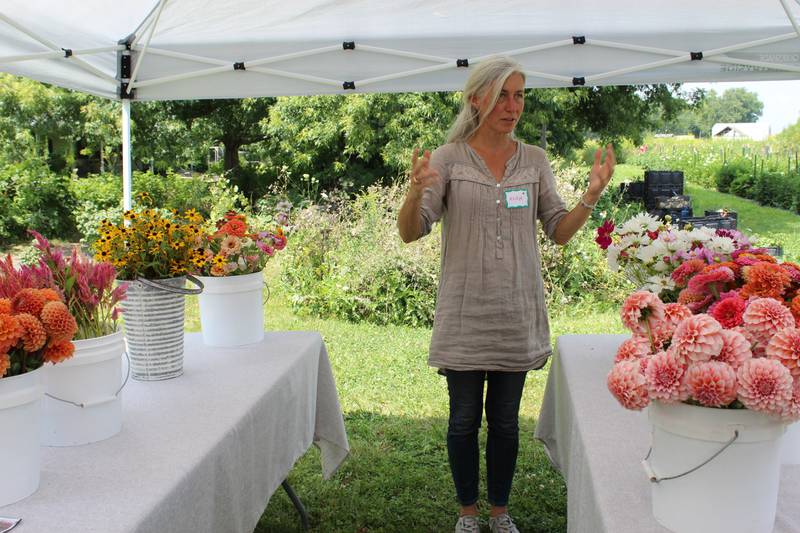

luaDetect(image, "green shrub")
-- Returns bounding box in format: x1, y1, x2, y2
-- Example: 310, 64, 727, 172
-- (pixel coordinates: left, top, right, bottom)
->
2, 159, 77, 240
281, 163, 633, 327
715, 160, 752, 193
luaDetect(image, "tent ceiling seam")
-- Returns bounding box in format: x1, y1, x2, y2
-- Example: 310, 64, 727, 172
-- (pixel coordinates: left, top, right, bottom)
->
0, 46, 122, 65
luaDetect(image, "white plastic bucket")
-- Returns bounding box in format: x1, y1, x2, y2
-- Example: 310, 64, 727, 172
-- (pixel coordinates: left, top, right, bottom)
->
197, 270, 265, 347
781, 421, 800, 465
0, 367, 43, 506
645, 401, 785, 533
41, 330, 126, 447
121, 275, 202, 381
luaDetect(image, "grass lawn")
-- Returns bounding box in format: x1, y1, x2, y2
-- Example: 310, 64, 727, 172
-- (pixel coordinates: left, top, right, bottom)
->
183, 267, 624, 533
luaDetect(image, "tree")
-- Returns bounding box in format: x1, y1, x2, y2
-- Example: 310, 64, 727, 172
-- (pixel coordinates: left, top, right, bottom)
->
660, 88, 763, 137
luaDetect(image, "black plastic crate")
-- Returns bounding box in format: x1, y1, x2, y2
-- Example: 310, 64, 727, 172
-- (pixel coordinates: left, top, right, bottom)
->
644, 170, 684, 209
619, 181, 644, 201
655, 195, 691, 210
704, 209, 738, 222
654, 206, 693, 221
677, 215, 737, 230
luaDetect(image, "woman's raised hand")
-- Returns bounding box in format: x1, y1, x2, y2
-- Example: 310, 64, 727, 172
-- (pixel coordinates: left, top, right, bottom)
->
588, 144, 616, 197
410, 148, 441, 195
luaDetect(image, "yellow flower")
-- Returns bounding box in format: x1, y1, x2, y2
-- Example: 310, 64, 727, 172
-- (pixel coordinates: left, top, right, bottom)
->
147, 231, 163, 242
212, 254, 227, 267
184, 209, 203, 224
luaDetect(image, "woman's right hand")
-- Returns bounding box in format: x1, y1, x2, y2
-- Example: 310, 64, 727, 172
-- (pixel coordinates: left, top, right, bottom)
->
409, 148, 441, 196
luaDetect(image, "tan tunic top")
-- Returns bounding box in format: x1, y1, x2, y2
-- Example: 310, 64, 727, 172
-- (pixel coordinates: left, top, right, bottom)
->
419, 141, 569, 371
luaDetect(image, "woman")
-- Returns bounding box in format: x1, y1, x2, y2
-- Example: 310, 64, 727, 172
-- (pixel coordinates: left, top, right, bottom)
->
397, 56, 615, 533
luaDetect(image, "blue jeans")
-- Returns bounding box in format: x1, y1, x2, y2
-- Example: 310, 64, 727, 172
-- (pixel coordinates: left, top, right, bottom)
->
445, 370, 527, 507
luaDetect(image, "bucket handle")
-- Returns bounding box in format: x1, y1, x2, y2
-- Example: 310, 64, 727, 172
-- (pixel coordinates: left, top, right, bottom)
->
263, 280, 271, 305
137, 274, 204, 295
45, 350, 131, 409
641, 429, 740, 483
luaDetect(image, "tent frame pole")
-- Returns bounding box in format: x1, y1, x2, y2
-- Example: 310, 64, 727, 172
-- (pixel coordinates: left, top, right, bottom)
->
122, 99, 132, 212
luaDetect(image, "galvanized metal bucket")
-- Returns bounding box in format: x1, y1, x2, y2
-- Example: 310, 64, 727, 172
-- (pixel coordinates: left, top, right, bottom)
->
120, 275, 203, 381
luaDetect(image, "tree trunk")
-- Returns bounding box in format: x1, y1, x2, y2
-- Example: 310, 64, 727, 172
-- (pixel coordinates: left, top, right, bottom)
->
539, 123, 547, 149
223, 140, 241, 172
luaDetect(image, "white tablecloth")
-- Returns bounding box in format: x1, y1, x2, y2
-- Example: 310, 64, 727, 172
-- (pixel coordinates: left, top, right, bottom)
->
2, 331, 350, 533
534, 334, 800, 533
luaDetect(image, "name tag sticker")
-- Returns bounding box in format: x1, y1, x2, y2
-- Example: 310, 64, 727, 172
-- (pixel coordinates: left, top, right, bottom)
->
504, 188, 529, 208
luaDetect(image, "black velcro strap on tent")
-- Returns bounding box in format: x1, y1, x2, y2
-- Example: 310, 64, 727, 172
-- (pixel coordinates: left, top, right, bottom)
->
456, 58, 469, 68
343, 41, 355, 50
343, 81, 355, 90
573, 36, 586, 45
690, 51, 703, 61
62, 48, 73, 58
233, 62, 246, 70
572, 76, 586, 86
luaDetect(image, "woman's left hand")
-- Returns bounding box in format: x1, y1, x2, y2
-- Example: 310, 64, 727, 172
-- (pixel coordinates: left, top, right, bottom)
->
587, 144, 616, 200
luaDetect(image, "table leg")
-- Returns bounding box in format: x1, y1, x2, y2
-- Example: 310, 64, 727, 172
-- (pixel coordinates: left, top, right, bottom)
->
281, 479, 310, 531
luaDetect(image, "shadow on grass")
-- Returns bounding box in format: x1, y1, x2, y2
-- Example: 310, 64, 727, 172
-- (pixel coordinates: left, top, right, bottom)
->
257, 411, 566, 533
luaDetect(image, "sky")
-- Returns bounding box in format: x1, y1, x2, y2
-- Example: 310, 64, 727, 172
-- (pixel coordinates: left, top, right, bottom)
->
681, 80, 800, 135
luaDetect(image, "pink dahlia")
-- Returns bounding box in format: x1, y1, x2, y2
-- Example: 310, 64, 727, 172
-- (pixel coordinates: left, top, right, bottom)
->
713, 329, 753, 370
687, 267, 735, 296
782, 379, 800, 422
708, 295, 746, 329
742, 297, 796, 346
686, 361, 738, 407
671, 314, 724, 362
737, 358, 794, 416
663, 303, 693, 328
732, 326, 766, 358
614, 336, 652, 363
766, 327, 800, 378
644, 350, 689, 403
620, 291, 666, 336
608, 360, 650, 410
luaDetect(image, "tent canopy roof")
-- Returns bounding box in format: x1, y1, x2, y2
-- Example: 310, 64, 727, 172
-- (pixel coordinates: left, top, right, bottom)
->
2, 0, 800, 100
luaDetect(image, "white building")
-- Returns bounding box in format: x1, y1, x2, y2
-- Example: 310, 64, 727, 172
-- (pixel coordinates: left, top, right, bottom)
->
711, 123, 771, 141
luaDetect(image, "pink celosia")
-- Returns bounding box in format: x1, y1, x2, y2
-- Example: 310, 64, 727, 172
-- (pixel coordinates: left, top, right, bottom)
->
708, 295, 746, 329
766, 327, 800, 378
742, 297, 796, 347
620, 291, 666, 337
671, 314, 724, 362
737, 358, 794, 416
713, 329, 753, 370
686, 361, 738, 407
687, 266, 735, 296
644, 350, 689, 403
608, 360, 650, 410
614, 336, 652, 363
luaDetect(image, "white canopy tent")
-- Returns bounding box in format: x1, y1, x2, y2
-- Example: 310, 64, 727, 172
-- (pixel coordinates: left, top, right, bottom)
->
2, 0, 800, 206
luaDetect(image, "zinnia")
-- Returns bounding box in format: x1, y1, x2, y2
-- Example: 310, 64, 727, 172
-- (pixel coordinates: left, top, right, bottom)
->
671, 259, 706, 288
12, 288, 46, 316
0, 313, 23, 352
644, 350, 689, 403
0, 352, 9, 377
620, 291, 666, 337
0, 298, 10, 314
742, 297, 796, 347
595, 220, 615, 250
686, 361, 738, 407
708, 295, 746, 329
607, 360, 650, 410
740, 262, 791, 299
737, 358, 794, 416
671, 314, 724, 362
39, 301, 77, 342
15, 313, 47, 352
687, 266, 734, 296
714, 329, 752, 370
43, 339, 75, 364
766, 327, 800, 378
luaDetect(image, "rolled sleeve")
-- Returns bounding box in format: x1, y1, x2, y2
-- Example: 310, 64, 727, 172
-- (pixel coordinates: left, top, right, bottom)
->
418, 147, 449, 238
536, 155, 569, 242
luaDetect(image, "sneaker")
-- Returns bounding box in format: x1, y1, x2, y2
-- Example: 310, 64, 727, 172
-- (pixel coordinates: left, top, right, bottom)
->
489, 513, 519, 533
454, 514, 481, 533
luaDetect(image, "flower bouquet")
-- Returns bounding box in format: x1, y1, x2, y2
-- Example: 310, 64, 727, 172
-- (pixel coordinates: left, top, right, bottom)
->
596, 213, 757, 300
93, 199, 205, 380
27, 230, 128, 446
606, 250, 800, 532
0, 255, 78, 505
194, 210, 289, 347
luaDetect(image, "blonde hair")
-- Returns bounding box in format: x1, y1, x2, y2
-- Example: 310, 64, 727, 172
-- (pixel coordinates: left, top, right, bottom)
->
446, 56, 526, 144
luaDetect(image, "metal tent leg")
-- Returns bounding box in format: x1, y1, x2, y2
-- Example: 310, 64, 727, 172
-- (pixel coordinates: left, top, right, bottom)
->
281, 480, 309, 531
